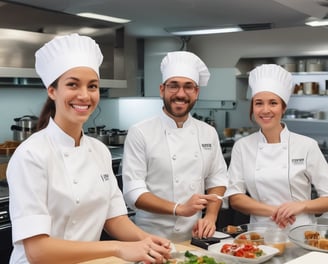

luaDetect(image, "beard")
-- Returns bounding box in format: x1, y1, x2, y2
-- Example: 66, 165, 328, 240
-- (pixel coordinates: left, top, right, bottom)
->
162, 95, 196, 119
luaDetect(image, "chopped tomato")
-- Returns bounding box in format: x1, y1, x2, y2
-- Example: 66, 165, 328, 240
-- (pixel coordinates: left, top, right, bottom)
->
244, 252, 256, 258
220, 243, 264, 259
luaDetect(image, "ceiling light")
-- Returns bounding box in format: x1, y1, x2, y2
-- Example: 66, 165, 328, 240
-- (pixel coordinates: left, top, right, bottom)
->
166, 26, 243, 36
305, 17, 328, 27
77, 12, 131, 24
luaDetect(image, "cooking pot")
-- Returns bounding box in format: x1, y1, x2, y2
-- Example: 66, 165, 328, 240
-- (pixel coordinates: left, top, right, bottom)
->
11, 125, 34, 142
96, 129, 113, 145
13, 115, 38, 129
110, 129, 127, 145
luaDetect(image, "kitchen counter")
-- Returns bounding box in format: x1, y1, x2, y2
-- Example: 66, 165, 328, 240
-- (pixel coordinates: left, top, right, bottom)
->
78, 238, 311, 264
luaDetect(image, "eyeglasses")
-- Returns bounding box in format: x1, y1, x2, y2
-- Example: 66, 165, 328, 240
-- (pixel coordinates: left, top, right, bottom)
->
164, 82, 198, 94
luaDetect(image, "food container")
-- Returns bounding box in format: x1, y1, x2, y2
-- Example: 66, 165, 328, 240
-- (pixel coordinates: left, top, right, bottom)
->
233, 223, 276, 245
301, 82, 319, 95
264, 229, 288, 255
234, 230, 265, 245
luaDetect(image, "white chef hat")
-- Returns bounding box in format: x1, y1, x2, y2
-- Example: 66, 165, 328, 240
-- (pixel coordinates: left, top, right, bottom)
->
160, 51, 210, 86
35, 33, 103, 88
249, 64, 293, 104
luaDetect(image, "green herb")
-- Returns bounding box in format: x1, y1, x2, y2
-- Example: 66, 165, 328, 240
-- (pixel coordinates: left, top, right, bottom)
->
164, 250, 226, 264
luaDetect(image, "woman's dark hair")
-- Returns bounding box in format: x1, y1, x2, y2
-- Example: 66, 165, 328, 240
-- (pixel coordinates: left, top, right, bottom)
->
36, 79, 58, 131
249, 97, 287, 122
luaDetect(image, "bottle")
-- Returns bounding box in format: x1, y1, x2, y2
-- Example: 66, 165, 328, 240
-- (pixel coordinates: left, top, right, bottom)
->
298, 60, 305, 72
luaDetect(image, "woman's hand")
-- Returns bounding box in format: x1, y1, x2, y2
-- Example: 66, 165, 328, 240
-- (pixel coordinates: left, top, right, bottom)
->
176, 194, 218, 217
192, 216, 216, 238
117, 237, 171, 263
271, 201, 304, 228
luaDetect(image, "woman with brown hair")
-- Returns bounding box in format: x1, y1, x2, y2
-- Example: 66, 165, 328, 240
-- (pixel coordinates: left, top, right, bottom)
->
7, 33, 170, 264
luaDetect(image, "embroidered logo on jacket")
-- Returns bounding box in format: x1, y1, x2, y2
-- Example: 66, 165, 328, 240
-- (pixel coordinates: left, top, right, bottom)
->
100, 174, 109, 182
201, 143, 212, 150
292, 158, 304, 165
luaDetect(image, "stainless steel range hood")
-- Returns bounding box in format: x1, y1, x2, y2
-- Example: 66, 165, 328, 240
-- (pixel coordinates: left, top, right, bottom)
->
0, 1, 127, 89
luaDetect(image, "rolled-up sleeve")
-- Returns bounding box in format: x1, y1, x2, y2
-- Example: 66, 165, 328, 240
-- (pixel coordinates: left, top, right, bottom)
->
122, 126, 149, 209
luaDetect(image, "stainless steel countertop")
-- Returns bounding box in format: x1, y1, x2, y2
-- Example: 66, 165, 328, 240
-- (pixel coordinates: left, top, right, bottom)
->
265, 244, 309, 264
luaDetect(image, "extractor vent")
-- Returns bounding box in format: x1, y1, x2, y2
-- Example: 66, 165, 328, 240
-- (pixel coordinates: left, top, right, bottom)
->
239, 23, 273, 31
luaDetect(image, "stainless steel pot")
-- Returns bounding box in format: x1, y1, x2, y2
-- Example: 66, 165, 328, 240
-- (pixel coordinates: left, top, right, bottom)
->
96, 129, 112, 145
11, 125, 33, 142
111, 130, 127, 145
13, 115, 38, 129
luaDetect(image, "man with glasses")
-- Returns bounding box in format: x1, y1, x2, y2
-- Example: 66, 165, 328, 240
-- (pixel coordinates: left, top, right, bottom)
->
122, 51, 228, 242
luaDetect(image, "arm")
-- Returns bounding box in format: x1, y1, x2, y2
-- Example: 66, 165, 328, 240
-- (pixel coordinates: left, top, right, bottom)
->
135, 191, 218, 217
192, 186, 226, 238
229, 193, 276, 216
272, 197, 328, 228
23, 215, 171, 264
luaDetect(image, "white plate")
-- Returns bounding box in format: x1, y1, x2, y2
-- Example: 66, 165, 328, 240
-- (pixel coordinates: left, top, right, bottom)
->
208, 242, 279, 264
170, 250, 238, 264
284, 251, 328, 264
288, 224, 328, 252
213, 231, 232, 239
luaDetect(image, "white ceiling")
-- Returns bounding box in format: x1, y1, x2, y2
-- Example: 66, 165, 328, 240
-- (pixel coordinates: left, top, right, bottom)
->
3, 0, 328, 37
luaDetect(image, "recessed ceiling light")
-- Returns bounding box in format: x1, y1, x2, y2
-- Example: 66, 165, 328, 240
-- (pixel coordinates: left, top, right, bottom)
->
305, 17, 328, 27
77, 12, 131, 24
166, 26, 243, 36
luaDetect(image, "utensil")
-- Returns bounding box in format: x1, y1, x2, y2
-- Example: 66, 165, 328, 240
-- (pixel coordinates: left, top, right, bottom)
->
211, 194, 225, 200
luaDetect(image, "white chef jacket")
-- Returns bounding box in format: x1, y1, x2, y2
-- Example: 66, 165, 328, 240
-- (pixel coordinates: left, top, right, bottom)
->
7, 118, 127, 264
122, 111, 228, 242
226, 125, 328, 228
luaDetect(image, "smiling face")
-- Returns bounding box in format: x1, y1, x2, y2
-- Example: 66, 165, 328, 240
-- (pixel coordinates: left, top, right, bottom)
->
160, 76, 199, 124
47, 66, 100, 137
252, 91, 286, 134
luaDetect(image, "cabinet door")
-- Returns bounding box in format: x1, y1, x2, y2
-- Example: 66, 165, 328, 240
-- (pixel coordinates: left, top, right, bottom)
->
199, 68, 236, 101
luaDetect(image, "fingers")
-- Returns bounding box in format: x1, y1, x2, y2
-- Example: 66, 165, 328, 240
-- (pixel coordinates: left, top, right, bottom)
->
192, 219, 216, 238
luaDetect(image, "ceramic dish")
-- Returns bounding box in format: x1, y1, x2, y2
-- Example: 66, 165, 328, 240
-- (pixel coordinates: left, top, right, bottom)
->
208, 242, 279, 264
288, 224, 328, 252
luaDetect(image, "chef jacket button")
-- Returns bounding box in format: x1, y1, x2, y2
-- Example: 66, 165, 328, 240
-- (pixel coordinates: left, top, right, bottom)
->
88, 148, 92, 152
73, 179, 78, 184
72, 220, 76, 225
64, 152, 69, 157
190, 183, 195, 190
175, 178, 179, 183
194, 153, 198, 158
175, 227, 180, 231
76, 198, 80, 204
172, 155, 176, 160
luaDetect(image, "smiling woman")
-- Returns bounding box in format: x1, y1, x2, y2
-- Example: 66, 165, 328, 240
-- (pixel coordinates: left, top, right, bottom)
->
6, 33, 171, 264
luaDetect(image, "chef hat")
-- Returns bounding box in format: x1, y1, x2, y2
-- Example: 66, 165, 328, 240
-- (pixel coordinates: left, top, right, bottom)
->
249, 64, 293, 104
35, 33, 103, 88
160, 51, 210, 86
